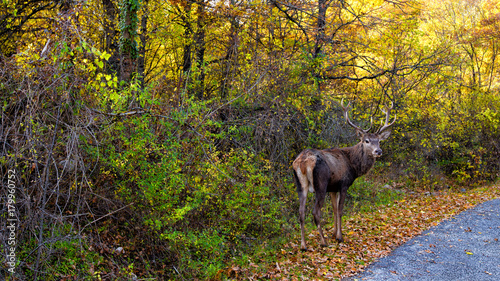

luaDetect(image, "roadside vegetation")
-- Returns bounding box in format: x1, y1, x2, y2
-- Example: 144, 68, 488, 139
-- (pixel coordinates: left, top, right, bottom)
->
228, 184, 500, 279
1, 0, 499, 280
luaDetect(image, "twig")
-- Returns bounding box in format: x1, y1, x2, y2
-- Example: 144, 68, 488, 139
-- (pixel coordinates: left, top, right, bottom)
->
41, 38, 51, 57
173, 266, 180, 275
173, 265, 186, 281
78, 203, 134, 235
90, 108, 147, 117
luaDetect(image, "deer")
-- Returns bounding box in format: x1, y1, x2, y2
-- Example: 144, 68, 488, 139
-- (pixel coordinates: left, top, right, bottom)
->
292, 99, 396, 251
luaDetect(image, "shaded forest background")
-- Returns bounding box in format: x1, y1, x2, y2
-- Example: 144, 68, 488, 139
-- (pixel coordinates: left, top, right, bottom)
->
1, 0, 499, 279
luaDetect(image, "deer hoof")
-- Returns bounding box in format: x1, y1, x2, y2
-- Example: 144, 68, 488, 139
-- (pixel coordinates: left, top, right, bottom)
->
336, 237, 344, 243
320, 243, 328, 248
300, 247, 308, 252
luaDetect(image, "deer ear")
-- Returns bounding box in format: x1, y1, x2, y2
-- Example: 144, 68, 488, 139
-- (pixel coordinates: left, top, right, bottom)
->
378, 130, 391, 141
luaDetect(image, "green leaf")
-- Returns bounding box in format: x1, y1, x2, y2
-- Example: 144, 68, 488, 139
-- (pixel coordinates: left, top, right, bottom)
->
101, 51, 111, 61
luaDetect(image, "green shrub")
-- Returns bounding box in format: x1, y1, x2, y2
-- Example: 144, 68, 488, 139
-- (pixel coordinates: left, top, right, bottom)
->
5, 225, 105, 280
347, 178, 403, 214
90, 99, 285, 279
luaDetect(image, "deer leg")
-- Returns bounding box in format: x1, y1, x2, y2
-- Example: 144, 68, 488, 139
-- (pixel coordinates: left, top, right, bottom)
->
329, 192, 339, 235
313, 192, 327, 247
295, 168, 310, 251
298, 188, 308, 251
335, 190, 347, 243
331, 191, 343, 242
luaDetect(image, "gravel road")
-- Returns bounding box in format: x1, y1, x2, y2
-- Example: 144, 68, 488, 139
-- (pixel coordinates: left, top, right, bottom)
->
344, 198, 500, 281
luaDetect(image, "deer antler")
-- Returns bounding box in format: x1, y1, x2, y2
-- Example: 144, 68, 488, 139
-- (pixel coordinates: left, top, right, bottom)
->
376, 102, 397, 134
341, 99, 372, 133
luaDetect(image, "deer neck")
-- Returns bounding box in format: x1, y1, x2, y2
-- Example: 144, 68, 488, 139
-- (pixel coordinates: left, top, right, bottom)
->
343, 143, 376, 177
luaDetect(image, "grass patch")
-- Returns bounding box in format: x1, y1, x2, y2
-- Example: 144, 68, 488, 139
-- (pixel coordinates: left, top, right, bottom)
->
346, 178, 404, 214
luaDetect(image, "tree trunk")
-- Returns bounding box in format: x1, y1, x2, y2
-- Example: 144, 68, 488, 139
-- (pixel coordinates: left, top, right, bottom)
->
221, 0, 239, 99
194, 0, 206, 99
313, 0, 327, 95
119, 0, 139, 82
102, 0, 120, 73
314, 0, 327, 60
182, 1, 193, 74
138, 0, 149, 88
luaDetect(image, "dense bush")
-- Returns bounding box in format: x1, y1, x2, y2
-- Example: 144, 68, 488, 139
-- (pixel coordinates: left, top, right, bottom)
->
87, 97, 288, 278
380, 89, 500, 189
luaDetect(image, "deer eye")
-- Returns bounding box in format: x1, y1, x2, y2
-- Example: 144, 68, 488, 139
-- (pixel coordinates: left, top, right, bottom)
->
365, 139, 370, 143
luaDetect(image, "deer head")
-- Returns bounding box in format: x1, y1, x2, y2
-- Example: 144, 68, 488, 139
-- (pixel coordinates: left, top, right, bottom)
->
341, 99, 396, 158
